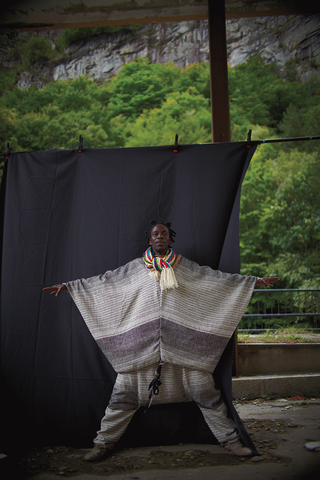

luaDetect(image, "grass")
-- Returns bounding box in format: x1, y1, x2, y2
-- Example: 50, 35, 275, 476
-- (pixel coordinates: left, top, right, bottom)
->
238, 327, 320, 344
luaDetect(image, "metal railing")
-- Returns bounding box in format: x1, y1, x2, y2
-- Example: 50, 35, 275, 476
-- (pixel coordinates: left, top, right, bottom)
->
240, 289, 320, 331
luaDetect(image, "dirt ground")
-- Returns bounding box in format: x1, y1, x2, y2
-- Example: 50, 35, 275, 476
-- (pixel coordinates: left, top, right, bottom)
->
3, 399, 307, 479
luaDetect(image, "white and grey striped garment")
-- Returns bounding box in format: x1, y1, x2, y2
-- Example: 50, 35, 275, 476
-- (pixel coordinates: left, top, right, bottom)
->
65, 256, 256, 374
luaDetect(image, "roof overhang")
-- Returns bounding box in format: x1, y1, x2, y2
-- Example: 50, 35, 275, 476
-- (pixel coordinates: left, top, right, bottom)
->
1, 0, 319, 32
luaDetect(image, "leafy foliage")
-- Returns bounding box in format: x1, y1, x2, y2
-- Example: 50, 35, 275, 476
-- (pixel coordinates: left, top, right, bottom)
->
240, 146, 320, 290
126, 89, 212, 147
22, 36, 55, 69
106, 58, 179, 120
0, 66, 19, 97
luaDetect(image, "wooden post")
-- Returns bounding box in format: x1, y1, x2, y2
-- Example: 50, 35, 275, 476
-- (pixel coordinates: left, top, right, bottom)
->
207, 0, 231, 143
208, 0, 237, 374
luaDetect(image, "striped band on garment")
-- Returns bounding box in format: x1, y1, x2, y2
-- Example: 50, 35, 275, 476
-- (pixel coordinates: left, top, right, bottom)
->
65, 256, 257, 373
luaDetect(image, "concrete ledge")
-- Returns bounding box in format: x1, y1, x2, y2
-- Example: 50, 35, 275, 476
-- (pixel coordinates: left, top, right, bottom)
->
237, 343, 320, 376
232, 373, 320, 400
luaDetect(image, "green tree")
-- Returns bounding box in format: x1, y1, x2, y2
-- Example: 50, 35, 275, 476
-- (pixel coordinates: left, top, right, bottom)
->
125, 88, 212, 147
0, 66, 19, 97
22, 36, 54, 69
240, 146, 320, 289
228, 55, 318, 130
106, 58, 179, 120
228, 56, 276, 126
175, 62, 211, 100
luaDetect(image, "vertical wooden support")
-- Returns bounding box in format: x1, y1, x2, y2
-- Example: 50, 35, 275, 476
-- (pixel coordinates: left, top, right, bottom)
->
208, 0, 231, 143
208, 0, 237, 374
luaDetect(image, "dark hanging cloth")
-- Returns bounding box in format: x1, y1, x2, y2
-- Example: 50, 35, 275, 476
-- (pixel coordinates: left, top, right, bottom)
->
0, 142, 258, 451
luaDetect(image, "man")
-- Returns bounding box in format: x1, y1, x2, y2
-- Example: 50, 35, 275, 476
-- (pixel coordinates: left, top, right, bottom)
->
44, 221, 278, 461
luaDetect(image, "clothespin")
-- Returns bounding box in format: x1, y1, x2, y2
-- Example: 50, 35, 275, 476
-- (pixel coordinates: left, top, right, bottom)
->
78, 135, 83, 152
5, 142, 12, 159
173, 134, 179, 153
247, 129, 252, 148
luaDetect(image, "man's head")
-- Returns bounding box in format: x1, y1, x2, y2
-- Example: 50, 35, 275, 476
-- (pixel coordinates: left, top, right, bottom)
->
145, 220, 176, 256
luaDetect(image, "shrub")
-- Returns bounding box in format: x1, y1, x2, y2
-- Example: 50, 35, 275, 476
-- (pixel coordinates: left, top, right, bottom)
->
22, 36, 54, 69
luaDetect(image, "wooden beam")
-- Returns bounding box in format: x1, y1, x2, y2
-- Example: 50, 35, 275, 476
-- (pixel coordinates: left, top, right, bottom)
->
208, 0, 231, 143
0, 9, 304, 33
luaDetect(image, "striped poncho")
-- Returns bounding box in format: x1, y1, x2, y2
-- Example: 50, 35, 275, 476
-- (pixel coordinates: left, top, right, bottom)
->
65, 257, 256, 374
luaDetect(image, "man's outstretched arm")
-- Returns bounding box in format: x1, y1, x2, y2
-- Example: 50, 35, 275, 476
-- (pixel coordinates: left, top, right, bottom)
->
43, 284, 68, 297
255, 277, 279, 288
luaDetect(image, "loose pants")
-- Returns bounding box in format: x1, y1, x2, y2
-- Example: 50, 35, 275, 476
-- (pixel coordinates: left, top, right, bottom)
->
94, 363, 239, 447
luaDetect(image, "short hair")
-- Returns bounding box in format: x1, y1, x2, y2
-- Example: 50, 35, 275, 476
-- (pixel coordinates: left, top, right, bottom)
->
145, 219, 176, 245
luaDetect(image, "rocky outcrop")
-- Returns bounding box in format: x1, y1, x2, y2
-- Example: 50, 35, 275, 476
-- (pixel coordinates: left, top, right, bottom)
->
227, 15, 320, 82
52, 21, 210, 83
52, 15, 320, 85
1, 14, 319, 90
56, 15, 320, 86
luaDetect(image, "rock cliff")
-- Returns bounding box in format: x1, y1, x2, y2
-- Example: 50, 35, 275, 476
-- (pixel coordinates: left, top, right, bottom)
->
1, 14, 320, 90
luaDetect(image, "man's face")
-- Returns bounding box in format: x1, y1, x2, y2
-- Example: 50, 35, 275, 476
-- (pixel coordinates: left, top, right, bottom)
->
149, 224, 171, 256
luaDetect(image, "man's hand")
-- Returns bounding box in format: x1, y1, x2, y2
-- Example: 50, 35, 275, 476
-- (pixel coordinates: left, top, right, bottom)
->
43, 284, 67, 297
255, 277, 279, 288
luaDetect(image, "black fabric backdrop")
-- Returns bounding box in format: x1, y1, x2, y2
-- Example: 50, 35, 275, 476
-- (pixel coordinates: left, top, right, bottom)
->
0, 142, 258, 451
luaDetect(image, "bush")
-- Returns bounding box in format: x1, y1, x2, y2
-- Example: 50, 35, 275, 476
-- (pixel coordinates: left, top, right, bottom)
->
0, 66, 19, 96
22, 36, 54, 69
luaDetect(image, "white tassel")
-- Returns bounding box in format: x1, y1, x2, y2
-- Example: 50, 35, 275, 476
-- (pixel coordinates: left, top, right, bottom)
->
160, 267, 179, 291
149, 270, 161, 282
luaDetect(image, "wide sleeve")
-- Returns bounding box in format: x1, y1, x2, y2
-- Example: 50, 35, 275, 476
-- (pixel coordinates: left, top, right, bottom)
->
160, 257, 256, 372
64, 258, 162, 373
64, 258, 147, 340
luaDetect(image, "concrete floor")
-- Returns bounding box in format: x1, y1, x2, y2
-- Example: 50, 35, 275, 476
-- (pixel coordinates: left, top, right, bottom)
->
3, 397, 319, 480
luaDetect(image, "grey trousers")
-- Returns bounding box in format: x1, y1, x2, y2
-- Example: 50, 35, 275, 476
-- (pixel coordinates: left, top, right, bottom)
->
94, 363, 239, 447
